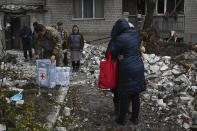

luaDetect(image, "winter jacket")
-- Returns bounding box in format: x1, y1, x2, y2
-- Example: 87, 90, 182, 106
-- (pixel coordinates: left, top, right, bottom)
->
34, 26, 63, 56
108, 18, 146, 94
68, 32, 84, 51
20, 26, 32, 41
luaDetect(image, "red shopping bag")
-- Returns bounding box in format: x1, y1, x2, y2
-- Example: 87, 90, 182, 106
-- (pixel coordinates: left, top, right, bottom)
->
99, 51, 118, 89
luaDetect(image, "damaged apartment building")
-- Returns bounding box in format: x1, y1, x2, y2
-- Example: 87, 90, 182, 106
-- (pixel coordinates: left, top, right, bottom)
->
0, 0, 196, 49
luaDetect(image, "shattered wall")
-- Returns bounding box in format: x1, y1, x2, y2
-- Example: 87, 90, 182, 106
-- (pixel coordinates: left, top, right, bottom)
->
27, 0, 122, 41
184, 0, 197, 43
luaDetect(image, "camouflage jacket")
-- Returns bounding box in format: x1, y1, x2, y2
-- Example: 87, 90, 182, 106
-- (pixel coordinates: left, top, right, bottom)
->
34, 26, 62, 56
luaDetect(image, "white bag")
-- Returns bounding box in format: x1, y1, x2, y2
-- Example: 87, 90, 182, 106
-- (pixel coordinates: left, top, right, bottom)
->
36, 59, 56, 88
56, 67, 70, 86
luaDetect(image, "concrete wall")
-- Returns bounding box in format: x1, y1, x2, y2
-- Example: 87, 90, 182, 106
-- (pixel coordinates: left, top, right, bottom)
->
184, 0, 197, 43
27, 0, 123, 41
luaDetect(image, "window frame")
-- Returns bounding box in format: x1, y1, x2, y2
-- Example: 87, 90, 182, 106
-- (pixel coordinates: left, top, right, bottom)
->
72, 0, 104, 20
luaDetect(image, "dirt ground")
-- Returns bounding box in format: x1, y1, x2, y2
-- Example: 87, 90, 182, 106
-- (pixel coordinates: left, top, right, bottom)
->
55, 42, 197, 131
57, 72, 185, 131
23, 85, 60, 124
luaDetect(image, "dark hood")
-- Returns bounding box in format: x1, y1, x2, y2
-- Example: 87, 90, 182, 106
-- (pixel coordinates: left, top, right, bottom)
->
111, 18, 130, 39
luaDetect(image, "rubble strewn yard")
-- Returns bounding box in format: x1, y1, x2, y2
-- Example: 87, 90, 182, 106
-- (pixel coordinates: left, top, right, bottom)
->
0, 41, 197, 131
0, 50, 61, 130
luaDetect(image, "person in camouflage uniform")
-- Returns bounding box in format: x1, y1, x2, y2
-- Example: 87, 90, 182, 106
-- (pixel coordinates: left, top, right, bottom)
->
34, 24, 64, 66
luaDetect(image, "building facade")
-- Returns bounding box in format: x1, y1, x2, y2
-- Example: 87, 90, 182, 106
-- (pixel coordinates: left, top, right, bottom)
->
0, 0, 197, 49
184, 0, 197, 43
0, 0, 122, 49
124, 0, 197, 43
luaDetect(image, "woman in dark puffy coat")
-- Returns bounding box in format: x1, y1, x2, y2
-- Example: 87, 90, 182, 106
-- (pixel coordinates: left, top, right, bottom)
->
106, 18, 146, 125
68, 25, 84, 72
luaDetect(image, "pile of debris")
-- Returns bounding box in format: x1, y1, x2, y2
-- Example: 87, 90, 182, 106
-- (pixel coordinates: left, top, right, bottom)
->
143, 53, 197, 130
0, 50, 36, 88
80, 43, 197, 130
81, 44, 106, 87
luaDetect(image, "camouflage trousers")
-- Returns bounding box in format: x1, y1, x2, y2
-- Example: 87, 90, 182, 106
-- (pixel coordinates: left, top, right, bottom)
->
43, 50, 64, 67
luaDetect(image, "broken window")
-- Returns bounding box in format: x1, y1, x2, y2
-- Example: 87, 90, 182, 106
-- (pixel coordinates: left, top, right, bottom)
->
176, 0, 184, 14
167, 0, 184, 14
73, 0, 104, 19
123, 0, 137, 15
167, 0, 175, 13
122, 0, 146, 15
137, 0, 146, 15
157, 0, 165, 14
156, 0, 184, 15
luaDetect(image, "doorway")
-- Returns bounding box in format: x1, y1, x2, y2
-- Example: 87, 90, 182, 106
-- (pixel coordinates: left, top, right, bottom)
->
4, 15, 30, 49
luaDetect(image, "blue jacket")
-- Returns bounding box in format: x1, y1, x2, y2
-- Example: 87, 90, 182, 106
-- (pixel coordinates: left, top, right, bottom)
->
108, 18, 146, 94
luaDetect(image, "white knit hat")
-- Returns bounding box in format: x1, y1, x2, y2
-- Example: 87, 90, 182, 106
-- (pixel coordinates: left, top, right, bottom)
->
128, 22, 135, 28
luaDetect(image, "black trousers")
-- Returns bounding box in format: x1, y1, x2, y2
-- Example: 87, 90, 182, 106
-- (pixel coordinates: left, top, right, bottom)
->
112, 89, 140, 120
22, 40, 32, 59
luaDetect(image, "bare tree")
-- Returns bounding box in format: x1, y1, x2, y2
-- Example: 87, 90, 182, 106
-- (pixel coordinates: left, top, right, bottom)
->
143, 0, 156, 30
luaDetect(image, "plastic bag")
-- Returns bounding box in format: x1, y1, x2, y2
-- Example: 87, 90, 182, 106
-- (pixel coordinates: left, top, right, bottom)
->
56, 67, 70, 86
10, 90, 23, 101
36, 59, 56, 88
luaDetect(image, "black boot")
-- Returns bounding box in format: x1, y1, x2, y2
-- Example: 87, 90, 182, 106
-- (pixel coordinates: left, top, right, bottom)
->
72, 61, 76, 72
74, 66, 78, 72
76, 66, 79, 72
115, 115, 127, 125
129, 94, 140, 125
112, 88, 119, 115
114, 102, 119, 115
130, 117, 139, 125
72, 66, 76, 72
76, 61, 80, 72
